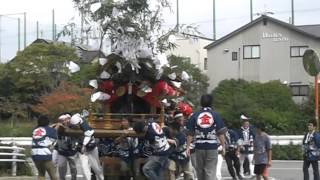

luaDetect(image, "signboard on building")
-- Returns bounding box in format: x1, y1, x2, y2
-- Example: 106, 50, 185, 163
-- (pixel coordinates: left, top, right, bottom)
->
262, 32, 289, 42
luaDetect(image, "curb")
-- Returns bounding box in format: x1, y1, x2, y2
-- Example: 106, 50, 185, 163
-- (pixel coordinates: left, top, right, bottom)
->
0, 177, 35, 180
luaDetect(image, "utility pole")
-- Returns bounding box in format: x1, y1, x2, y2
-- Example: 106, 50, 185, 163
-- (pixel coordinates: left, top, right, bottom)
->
0, 12, 26, 58
213, 0, 216, 40
18, 18, 20, 51
71, 24, 74, 45
36, 21, 39, 39
24, 12, 26, 48
81, 10, 84, 44
291, 0, 295, 25
316, 75, 319, 129
55, 24, 57, 41
250, 0, 253, 21
0, 15, 2, 63
176, 0, 179, 31
52, 9, 55, 41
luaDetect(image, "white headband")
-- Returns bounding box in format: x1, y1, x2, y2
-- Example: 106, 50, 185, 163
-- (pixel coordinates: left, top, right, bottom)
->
58, 114, 71, 120
174, 113, 184, 119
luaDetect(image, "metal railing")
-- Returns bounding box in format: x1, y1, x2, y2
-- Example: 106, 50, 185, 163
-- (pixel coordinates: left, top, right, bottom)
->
270, 135, 304, 145
0, 137, 32, 146
0, 135, 305, 146
0, 145, 26, 176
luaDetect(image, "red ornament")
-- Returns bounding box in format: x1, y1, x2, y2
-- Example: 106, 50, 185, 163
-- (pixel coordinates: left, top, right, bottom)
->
153, 80, 178, 97
142, 92, 161, 108
178, 102, 193, 117
107, 94, 118, 104
99, 80, 113, 94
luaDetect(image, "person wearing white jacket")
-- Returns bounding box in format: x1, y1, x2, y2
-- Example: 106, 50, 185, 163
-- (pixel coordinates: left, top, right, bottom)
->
69, 113, 104, 180
238, 115, 255, 178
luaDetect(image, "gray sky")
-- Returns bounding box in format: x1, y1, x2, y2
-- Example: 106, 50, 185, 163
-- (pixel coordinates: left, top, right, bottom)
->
0, 0, 320, 62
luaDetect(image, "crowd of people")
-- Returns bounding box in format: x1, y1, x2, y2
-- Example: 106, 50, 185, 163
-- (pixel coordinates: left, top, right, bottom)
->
31, 94, 275, 180
31, 112, 104, 180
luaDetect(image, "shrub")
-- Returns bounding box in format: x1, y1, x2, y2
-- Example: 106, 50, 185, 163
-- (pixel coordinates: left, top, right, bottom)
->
272, 144, 303, 160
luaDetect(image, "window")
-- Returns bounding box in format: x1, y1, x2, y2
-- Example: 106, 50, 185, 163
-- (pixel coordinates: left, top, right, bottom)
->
290, 46, 308, 57
290, 85, 309, 96
204, 58, 208, 70
243, 45, 260, 59
232, 52, 238, 61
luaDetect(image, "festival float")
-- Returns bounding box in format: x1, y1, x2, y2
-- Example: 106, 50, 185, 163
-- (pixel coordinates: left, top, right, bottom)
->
60, 0, 195, 138
58, 0, 196, 177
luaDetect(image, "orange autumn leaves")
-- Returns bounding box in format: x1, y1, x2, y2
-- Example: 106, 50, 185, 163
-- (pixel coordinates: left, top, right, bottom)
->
32, 81, 91, 118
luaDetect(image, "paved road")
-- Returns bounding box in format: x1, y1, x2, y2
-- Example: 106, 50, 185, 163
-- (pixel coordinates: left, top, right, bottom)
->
39, 160, 314, 180
219, 160, 307, 180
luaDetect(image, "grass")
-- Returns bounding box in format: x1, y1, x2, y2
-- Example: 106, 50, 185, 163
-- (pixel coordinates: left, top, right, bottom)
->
0, 120, 36, 137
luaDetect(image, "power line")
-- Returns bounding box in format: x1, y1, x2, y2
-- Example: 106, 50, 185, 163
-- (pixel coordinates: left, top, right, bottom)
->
1, 6, 320, 46
170, 7, 320, 26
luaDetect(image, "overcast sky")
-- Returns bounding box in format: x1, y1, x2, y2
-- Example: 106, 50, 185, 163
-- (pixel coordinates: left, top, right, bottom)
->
0, 0, 320, 62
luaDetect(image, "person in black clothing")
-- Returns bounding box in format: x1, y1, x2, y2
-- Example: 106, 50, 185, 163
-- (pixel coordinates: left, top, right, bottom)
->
133, 119, 176, 180
168, 111, 193, 180
114, 118, 135, 180
32, 115, 58, 180
54, 113, 78, 180
186, 94, 226, 180
69, 113, 104, 180
302, 120, 320, 180
224, 122, 242, 180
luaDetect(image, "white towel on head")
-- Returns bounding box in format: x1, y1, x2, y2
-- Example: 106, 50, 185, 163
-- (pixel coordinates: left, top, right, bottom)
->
58, 114, 71, 120
240, 114, 250, 120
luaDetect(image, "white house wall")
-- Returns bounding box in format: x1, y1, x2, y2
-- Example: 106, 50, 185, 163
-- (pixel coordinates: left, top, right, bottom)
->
207, 23, 263, 90
167, 37, 212, 72
207, 19, 320, 92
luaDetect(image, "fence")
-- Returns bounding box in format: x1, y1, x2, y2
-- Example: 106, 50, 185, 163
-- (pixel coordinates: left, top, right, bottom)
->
0, 145, 26, 176
0, 138, 31, 146
0, 135, 306, 177
0, 135, 305, 146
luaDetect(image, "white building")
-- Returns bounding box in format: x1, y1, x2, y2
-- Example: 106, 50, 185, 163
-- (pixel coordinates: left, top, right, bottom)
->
167, 34, 213, 72
205, 15, 320, 101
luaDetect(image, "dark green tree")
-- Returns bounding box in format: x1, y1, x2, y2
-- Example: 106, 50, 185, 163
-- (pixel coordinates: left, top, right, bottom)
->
212, 79, 305, 134
70, 62, 100, 87
4, 43, 79, 103
0, 43, 80, 121
300, 85, 320, 127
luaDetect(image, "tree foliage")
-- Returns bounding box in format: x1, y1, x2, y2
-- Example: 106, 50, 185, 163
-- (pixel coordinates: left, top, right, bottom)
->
70, 62, 100, 87
70, 0, 199, 52
300, 85, 320, 125
2, 43, 79, 103
166, 55, 209, 108
0, 43, 80, 120
212, 79, 306, 134
31, 81, 92, 119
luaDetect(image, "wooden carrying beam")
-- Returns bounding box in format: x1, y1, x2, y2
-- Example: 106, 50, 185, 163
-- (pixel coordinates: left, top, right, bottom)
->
58, 126, 144, 138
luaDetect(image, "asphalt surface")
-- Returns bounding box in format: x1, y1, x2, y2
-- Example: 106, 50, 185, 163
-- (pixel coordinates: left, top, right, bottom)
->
219, 160, 307, 180
78, 160, 309, 180
57, 160, 314, 180
0, 160, 312, 180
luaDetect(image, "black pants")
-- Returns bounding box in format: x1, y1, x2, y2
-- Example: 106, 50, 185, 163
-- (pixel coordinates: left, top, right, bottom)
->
225, 151, 241, 178
243, 157, 250, 174
303, 158, 320, 180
